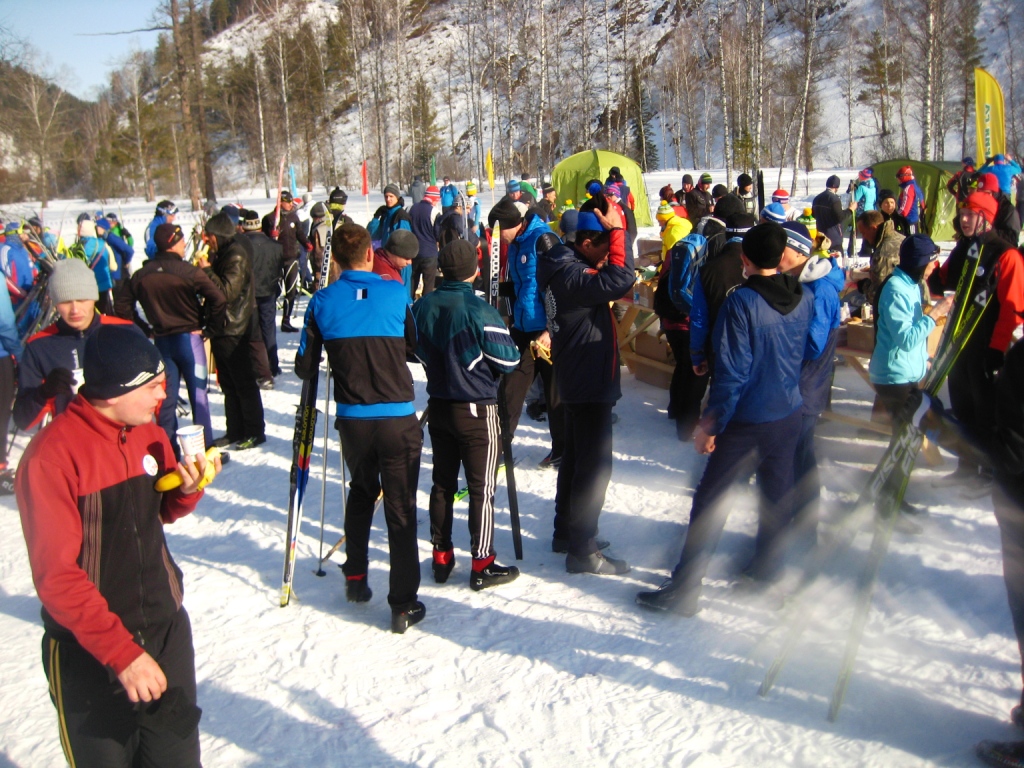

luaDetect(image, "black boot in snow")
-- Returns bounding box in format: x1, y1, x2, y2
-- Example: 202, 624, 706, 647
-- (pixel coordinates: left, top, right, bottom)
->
469, 559, 520, 591
636, 578, 701, 616
345, 575, 372, 603
391, 601, 426, 634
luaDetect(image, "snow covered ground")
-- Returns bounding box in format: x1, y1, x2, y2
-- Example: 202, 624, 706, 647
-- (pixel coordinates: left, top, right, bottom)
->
0, 170, 1018, 766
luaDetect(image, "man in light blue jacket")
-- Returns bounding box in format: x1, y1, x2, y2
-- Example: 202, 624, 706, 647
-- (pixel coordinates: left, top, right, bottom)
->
869, 234, 951, 417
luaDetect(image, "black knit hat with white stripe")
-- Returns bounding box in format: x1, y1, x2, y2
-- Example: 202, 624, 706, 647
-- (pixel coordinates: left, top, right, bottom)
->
80, 325, 165, 400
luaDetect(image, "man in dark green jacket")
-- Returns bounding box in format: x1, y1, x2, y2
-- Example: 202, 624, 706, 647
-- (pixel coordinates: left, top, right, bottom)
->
412, 241, 521, 589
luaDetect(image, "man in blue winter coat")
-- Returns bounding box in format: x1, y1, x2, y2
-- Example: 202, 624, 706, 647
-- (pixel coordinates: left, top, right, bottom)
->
489, 198, 564, 464
0, 222, 35, 302
779, 221, 845, 543
412, 240, 521, 590
95, 216, 133, 288
980, 154, 1023, 197
536, 198, 635, 574
144, 200, 177, 259
637, 222, 814, 615
439, 176, 459, 213
409, 186, 441, 297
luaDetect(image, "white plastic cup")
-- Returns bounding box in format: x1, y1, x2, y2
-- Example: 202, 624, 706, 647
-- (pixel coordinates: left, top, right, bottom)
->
176, 425, 205, 461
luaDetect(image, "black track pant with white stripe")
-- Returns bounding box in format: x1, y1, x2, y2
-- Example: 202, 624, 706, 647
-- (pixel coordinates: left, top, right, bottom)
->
427, 399, 502, 560
41, 608, 201, 768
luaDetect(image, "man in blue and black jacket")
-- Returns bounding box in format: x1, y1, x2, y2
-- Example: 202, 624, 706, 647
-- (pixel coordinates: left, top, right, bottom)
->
536, 197, 635, 575
412, 240, 521, 590
295, 223, 425, 634
637, 222, 813, 616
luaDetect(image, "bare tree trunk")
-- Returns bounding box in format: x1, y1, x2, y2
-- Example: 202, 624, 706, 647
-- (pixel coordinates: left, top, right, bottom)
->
717, 9, 733, 186
188, 0, 215, 201
920, 0, 935, 160
169, 0, 202, 211
254, 57, 271, 197
171, 122, 184, 198
790, 0, 818, 195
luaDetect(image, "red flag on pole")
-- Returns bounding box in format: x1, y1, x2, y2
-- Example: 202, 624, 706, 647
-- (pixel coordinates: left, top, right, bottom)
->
361, 160, 369, 196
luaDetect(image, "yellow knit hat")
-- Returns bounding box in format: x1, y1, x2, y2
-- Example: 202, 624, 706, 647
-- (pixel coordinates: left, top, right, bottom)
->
656, 201, 674, 223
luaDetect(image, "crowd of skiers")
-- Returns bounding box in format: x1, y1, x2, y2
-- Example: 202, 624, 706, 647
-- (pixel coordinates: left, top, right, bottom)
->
5, 150, 1024, 766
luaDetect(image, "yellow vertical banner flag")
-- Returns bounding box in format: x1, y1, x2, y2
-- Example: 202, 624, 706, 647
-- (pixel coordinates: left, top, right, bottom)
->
975, 67, 1006, 163
486, 148, 494, 190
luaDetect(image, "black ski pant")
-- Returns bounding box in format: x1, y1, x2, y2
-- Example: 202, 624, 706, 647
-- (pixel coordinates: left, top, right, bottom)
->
0, 355, 14, 466
948, 343, 995, 474
553, 402, 614, 556
664, 328, 708, 436
210, 332, 265, 442
427, 399, 502, 560
409, 257, 438, 298
994, 481, 1024, 705
41, 608, 201, 768
504, 327, 564, 459
671, 410, 802, 591
338, 414, 422, 607
256, 295, 280, 376
248, 310, 273, 382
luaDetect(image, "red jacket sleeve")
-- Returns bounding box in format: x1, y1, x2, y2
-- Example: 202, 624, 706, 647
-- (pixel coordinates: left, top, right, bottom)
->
992, 248, 1024, 352
607, 227, 626, 268
898, 185, 915, 218
16, 457, 143, 674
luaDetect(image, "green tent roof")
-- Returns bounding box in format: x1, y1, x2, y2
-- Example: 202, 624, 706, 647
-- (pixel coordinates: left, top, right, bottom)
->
549, 150, 653, 227
871, 159, 961, 242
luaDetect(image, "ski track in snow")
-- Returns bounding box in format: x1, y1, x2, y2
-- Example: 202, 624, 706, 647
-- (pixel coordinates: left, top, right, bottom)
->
0, 169, 1019, 766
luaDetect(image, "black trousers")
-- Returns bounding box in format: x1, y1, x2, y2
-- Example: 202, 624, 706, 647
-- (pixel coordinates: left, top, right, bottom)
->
210, 332, 265, 441
948, 344, 995, 473
994, 482, 1024, 704
504, 327, 564, 458
0, 355, 14, 465
41, 608, 201, 768
672, 410, 802, 589
410, 257, 438, 297
554, 402, 614, 556
256, 295, 279, 375
338, 414, 422, 606
664, 328, 709, 436
427, 400, 502, 560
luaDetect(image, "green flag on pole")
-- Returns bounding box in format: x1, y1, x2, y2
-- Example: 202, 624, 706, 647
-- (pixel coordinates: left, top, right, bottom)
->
430, 155, 437, 186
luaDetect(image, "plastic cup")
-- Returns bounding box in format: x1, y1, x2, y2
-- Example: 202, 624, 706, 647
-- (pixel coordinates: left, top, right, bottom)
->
176, 425, 205, 461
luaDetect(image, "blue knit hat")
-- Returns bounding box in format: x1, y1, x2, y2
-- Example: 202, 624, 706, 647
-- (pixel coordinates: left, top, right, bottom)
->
761, 203, 787, 224
506, 179, 520, 194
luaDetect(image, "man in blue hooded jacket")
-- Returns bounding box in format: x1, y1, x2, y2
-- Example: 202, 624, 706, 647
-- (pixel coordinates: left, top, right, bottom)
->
637, 222, 813, 615
144, 200, 177, 259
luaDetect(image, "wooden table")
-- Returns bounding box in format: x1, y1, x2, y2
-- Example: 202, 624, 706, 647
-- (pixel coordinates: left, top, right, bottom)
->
823, 345, 942, 465
614, 297, 673, 375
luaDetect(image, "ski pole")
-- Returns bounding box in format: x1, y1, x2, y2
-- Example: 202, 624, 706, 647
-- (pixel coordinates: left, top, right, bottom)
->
314, 369, 332, 576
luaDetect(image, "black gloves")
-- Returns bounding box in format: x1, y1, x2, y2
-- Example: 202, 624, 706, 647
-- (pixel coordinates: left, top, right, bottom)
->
985, 348, 1005, 380
37, 367, 75, 401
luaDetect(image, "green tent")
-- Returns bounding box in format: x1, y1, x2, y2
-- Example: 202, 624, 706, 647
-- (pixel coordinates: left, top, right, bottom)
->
549, 150, 653, 227
870, 159, 961, 242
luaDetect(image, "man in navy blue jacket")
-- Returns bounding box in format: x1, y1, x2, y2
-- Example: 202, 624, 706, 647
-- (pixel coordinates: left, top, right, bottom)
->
295, 224, 424, 634
637, 223, 813, 615
537, 198, 635, 574
412, 240, 521, 590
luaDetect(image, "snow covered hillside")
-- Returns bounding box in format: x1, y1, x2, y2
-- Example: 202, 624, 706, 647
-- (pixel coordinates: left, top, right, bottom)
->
0, 170, 1020, 766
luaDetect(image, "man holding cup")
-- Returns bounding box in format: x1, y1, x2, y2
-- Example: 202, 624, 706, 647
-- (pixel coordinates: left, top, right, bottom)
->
16, 323, 220, 767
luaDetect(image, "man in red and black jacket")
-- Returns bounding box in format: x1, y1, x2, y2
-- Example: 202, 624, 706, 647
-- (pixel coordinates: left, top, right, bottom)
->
14, 258, 132, 431
16, 323, 221, 768
929, 192, 1024, 492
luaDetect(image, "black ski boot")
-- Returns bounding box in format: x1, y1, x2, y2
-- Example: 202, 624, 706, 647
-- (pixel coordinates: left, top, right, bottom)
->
636, 578, 701, 616
977, 739, 1024, 768
566, 550, 630, 575
432, 548, 455, 584
469, 559, 520, 591
345, 576, 372, 603
391, 601, 426, 634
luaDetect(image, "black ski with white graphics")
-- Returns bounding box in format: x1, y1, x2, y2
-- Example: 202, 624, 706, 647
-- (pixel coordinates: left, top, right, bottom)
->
280, 215, 333, 606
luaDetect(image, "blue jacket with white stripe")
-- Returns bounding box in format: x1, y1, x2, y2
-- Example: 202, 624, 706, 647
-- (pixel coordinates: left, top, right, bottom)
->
412, 281, 520, 404
295, 269, 417, 420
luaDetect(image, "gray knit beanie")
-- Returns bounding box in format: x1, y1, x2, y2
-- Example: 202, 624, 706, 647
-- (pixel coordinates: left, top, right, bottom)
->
49, 258, 99, 304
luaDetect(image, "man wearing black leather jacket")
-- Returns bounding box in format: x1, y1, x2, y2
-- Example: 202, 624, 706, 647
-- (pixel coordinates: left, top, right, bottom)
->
199, 213, 265, 449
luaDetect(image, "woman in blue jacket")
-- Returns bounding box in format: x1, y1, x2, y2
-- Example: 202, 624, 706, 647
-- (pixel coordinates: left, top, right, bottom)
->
869, 234, 951, 417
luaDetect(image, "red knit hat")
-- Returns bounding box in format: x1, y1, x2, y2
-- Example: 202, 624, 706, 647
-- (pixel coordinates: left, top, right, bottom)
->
963, 191, 998, 224
771, 189, 790, 204
977, 172, 1001, 194
424, 186, 441, 201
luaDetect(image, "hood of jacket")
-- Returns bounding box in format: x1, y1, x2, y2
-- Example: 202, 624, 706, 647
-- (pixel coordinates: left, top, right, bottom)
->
744, 273, 804, 315
799, 256, 843, 289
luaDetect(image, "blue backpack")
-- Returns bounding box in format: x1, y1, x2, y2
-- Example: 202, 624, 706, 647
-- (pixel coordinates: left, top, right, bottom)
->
667, 233, 709, 312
